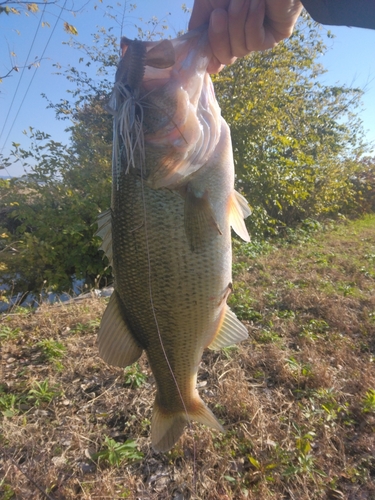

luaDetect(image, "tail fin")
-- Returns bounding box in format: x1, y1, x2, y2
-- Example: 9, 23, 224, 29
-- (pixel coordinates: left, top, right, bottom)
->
151, 395, 224, 452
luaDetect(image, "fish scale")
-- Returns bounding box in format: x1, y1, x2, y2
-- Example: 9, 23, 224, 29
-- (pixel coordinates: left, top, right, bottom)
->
96, 27, 251, 452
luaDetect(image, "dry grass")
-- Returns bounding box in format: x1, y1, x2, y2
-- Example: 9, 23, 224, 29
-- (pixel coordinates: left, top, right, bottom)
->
1, 215, 375, 499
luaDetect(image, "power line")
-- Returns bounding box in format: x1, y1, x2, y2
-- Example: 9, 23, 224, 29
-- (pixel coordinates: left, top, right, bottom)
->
0, 0, 68, 154
0, 2, 46, 146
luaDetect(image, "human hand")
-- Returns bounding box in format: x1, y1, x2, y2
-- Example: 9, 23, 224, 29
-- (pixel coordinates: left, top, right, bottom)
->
189, 0, 303, 72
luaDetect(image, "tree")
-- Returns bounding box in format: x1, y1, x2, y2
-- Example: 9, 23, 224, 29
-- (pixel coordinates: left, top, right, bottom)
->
0, 125, 112, 298
214, 16, 370, 235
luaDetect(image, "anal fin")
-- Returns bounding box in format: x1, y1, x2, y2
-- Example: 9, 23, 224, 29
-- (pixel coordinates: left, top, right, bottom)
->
208, 305, 248, 350
98, 290, 143, 368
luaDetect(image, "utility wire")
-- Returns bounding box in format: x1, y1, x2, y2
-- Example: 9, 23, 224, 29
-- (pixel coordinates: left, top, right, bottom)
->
0, 2, 46, 147
0, 0, 68, 154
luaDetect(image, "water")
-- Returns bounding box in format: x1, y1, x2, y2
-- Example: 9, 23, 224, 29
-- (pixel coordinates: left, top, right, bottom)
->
0, 277, 113, 313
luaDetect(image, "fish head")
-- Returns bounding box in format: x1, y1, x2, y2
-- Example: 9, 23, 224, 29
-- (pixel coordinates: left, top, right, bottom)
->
110, 27, 222, 189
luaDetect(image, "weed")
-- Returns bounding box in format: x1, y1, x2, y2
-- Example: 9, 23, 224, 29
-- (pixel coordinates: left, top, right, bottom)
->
1, 214, 375, 499
362, 389, 375, 413
257, 328, 281, 344
0, 326, 21, 341
321, 401, 349, 422
286, 356, 313, 377
71, 319, 100, 334
247, 455, 278, 482
277, 309, 295, 319
221, 346, 239, 359
27, 379, 61, 406
11, 306, 32, 315
0, 481, 15, 500
36, 338, 66, 361
228, 284, 262, 322
300, 319, 329, 341
123, 363, 147, 389
337, 281, 356, 297
0, 392, 22, 417
94, 437, 143, 466
233, 238, 273, 259
313, 388, 351, 424
284, 425, 325, 479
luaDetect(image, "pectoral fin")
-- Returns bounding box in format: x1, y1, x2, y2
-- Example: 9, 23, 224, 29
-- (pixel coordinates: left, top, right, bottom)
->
98, 291, 143, 368
229, 190, 251, 242
184, 187, 222, 252
208, 305, 248, 350
96, 209, 113, 268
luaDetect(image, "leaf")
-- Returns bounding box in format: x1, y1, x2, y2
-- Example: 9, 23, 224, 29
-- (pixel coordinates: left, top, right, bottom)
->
6, 7, 21, 14
248, 456, 261, 469
27, 3, 39, 13
64, 22, 78, 36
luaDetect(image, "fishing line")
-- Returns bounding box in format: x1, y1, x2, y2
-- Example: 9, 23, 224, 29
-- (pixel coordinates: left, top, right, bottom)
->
138, 118, 197, 487
119, 85, 197, 486
112, 43, 200, 490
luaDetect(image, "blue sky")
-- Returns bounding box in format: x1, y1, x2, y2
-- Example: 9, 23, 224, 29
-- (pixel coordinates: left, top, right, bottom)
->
1, 0, 374, 177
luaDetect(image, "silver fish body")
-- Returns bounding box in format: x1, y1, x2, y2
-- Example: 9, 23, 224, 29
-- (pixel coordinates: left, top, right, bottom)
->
97, 28, 250, 452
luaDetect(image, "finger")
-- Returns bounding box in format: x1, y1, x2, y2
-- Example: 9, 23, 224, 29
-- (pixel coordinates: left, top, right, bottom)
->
227, 0, 252, 57
207, 55, 227, 74
189, 0, 230, 30
244, 0, 275, 52
208, 8, 237, 66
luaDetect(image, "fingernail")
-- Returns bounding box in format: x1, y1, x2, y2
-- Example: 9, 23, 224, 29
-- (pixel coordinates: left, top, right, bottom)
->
250, 0, 261, 13
210, 9, 227, 34
229, 0, 245, 16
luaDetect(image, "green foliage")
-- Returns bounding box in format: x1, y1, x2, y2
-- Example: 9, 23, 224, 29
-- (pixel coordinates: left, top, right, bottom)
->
71, 319, 101, 334
286, 356, 313, 378
283, 424, 324, 479
300, 319, 329, 341
123, 363, 147, 389
0, 480, 15, 500
94, 436, 143, 466
0, 392, 22, 417
36, 338, 66, 361
0, 326, 21, 341
27, 379, 61, 406
214, 16, 371, 236
0, 127, 112, 296
361, 389, 375, 413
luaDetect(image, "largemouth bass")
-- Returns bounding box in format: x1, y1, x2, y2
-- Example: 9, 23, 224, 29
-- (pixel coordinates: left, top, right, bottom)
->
96, 27, 251, 452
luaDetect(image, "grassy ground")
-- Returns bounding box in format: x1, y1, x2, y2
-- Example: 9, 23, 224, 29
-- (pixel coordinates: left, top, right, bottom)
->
1, 215, 375, 499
